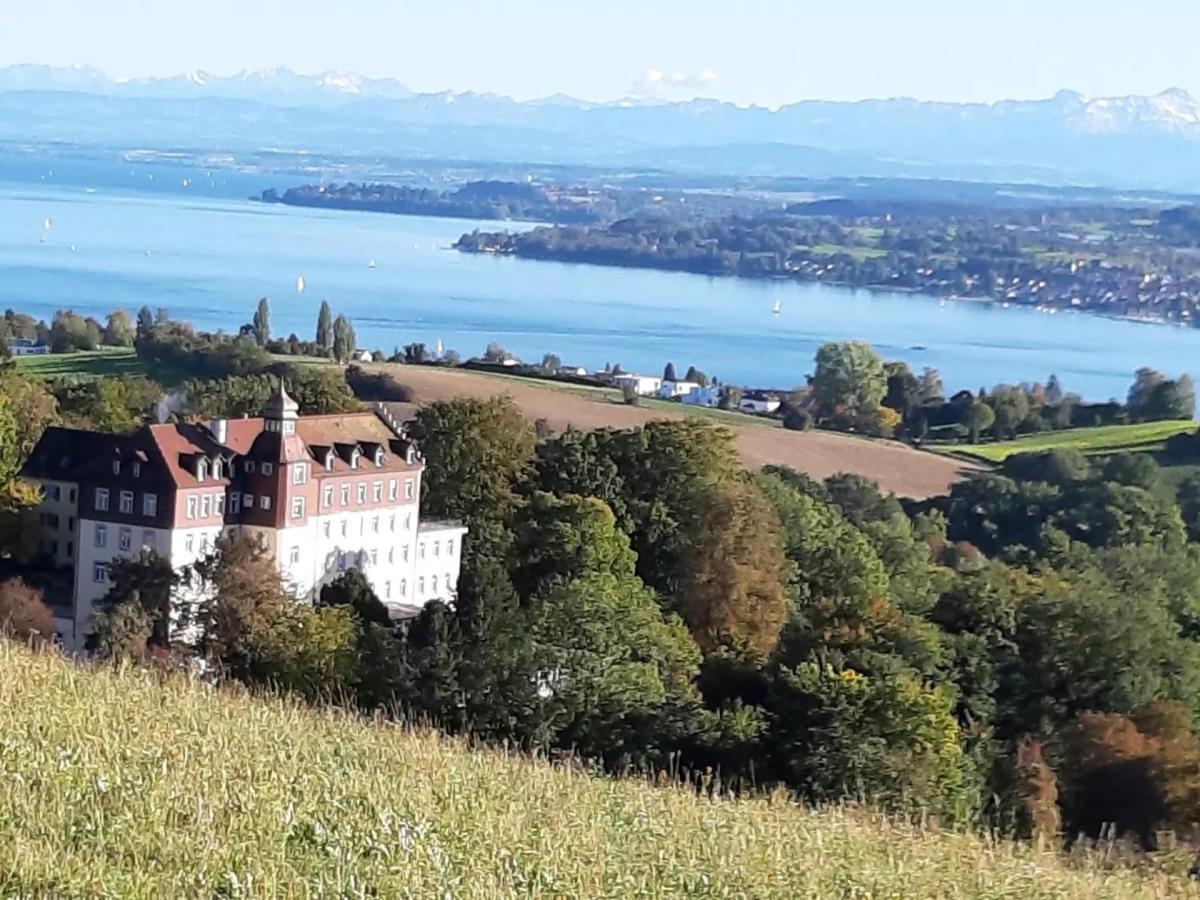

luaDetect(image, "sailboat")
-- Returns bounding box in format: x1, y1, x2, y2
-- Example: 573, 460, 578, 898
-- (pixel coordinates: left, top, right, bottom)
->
368, 259, 377, 269
296, 275, 306, 293
42, 217, 52, 231
772, 299, 782, 316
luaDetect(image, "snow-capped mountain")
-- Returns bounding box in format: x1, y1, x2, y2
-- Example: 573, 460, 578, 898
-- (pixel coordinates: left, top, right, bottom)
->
5, 66, 1200, 190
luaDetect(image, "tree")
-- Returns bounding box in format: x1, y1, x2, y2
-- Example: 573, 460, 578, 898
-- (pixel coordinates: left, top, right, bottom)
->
1012, 737, 1061, 846
679, 478, 790, 659
684, 365, 709, 387
883, 361, 920, 423
332, 315, 356, 364
315, 300, 333, 355
810, 341, 886, 426
252, 297, 270, 347
1045, 374, 1064, 404
403, 342, 429, 364
965, 398, 995, 443
100, 551, 178, 648
663, 362, 678, 383
318, 570, 390, 627
135, 305, 155, 342
102, 309, 136, 347
540, 353, 562, 373
408, 396, 536, 544
918, 367, 945, 404
0, 578, 53, 642
90, 597, 153, 661
49, 310, 101, 353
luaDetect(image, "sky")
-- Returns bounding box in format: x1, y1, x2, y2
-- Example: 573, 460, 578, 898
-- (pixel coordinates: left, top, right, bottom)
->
2, 0, 1197, 107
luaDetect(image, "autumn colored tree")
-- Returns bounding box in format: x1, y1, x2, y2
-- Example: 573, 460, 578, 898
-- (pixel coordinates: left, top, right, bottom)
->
1012, 736, 1061, 846
679, 478, 789, 659
0, 578, 54, 643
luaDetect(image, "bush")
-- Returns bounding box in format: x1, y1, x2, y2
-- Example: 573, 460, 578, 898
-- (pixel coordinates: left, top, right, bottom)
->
0, 578, 54, 643
344, 366, 414, 402
782, 405, 813, 432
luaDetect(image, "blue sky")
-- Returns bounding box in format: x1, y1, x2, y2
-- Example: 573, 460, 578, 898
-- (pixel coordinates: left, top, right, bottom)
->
2, 0, 1195, 107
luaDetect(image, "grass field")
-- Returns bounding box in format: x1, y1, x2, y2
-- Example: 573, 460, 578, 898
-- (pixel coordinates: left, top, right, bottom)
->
0, 644, 1192, 899
13, 348, 143, 379
940, 420, 1196, 463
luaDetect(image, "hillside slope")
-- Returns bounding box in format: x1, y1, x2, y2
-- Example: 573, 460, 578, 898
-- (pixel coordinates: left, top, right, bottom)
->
0, 646, 1191, 898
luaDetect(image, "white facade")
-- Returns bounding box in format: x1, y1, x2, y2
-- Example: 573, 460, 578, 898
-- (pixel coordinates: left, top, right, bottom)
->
738, 396, 782, 414
681, 385, 721, 407
657, 380, 701, 400
614, 374, 662, 396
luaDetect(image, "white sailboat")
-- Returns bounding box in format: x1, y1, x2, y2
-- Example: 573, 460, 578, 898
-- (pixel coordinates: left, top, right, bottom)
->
42, 217, 52, 231
368, 259, 377, 269
772, 299, 781, 316
296, 275, 306, 293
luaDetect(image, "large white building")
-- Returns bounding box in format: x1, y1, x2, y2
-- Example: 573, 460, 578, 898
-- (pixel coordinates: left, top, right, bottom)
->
22, 383, 465, 649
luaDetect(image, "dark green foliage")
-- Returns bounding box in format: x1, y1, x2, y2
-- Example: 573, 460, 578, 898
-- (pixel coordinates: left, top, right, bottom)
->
318, 571, 391, 627
253, 297, 270, 347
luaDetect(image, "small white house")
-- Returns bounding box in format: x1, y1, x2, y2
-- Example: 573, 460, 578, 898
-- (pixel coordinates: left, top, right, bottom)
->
738, 391, 782, 415
613, 374, 662, 396
657, 380, 701, 400
7, 338, 48, 356
681, 385, 721, 407
557, 365, 589, 377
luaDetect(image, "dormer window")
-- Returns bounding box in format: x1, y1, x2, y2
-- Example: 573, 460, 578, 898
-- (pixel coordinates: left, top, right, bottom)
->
405, 445, 416, 465
213, 458, 223, 479
323, 450, 334, 471
245, 460, 256, 474
374, 447, 385, 467
196, 457, 208, 483
112, 460, 121, 475
350, 448, 360, 470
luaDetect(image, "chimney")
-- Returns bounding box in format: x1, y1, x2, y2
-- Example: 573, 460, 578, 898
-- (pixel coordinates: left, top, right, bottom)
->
209, 418, 228, 445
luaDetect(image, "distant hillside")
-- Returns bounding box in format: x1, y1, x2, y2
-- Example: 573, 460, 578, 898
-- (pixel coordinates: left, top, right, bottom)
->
0, 644, 1192, 897
7, 67, 1200, 190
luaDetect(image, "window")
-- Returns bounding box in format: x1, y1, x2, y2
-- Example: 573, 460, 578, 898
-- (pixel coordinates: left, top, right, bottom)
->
370, 549, 378, 565
291, 497, 305, 520
389, 515, 396, 533
289, 546, 300, 565
95, 488, 109, 512
400, 578, 407, 597
212, 458, 222, 479
143, 493, 158, 517
350, 449, 360, 470
260, 496, 272, 511
372, 516, 380, 534
292, 464, 307, 485
446, 539, 454, 556
142, 530, 155, 550
356, 483, 366, 504
187, 495, 197, 519
195, 458, 207, 483
419, 542, 425, 559
66, 542, 73, 559
93, 562, 107, 584
322, 520, 330, 538
372, 481, 382, 502
243, 493, 254, 510
404, 478, 415, 500
418, 577, 425, 595
405, 513, 412, 530
340, 485, 350, 506
245, 460, 256, 474
402, 545, 409, 562
262, 463, 275, 476
341, 520, 348, 537
200, 534, 210, 553
374, 447, 385, 466
388, 548, 394, 564
432, 575, 439, 594
201, 495, 212, 518
185, 534, 194, 553
337, 552, 347, 572
132, 462, 141, 478
112, 460, 121, 475
323, 450, 334, 471
445, 572, 452, 590
388, 479, 398, 501
119, 527, 131, 551
434, 541, 441, 557
116, 491, 132, 514
230, 493, 241, 514
384, 581, 391, 599
45, 485, 60, 501
322, 485, 333, 508
68, 517, 74, 531
69, 488, 76, 503
94, 524, 107, 548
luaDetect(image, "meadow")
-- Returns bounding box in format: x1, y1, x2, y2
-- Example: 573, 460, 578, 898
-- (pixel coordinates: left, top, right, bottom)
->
940, 420, 1196, 463
0, 643, 1194, 898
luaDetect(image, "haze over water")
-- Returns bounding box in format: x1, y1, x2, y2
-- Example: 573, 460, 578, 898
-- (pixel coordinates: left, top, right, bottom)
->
3, 175, 1200, 402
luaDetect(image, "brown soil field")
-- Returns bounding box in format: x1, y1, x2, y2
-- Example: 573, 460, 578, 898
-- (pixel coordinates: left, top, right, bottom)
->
374, 365, 977, 499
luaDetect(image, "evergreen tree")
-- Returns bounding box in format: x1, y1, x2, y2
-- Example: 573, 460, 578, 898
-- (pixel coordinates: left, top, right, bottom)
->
332, 315, 356, 364
253, 297, 270, 347
663, 361, 677, 382
315, 300, 333, 355
135, 305, 155, 342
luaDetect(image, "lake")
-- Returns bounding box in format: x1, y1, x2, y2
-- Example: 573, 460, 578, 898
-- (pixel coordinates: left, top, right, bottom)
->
3, 177, 1200, 401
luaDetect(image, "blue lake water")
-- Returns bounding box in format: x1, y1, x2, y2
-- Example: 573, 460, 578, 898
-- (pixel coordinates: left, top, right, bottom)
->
3, 179, 1200, 401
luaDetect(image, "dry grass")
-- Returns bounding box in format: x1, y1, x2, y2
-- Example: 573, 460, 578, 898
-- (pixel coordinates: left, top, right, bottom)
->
377, 364, 975, 499
0, 644, 1193, 898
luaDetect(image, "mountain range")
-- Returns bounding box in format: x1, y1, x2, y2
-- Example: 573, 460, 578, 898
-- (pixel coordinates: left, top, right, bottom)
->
5, 65, 1200, 191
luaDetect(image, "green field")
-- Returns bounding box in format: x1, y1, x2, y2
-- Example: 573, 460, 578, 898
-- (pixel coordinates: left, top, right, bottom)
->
0, 644, 1192, 898
942, 420, 1196, 463
13, 348, 143, 379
